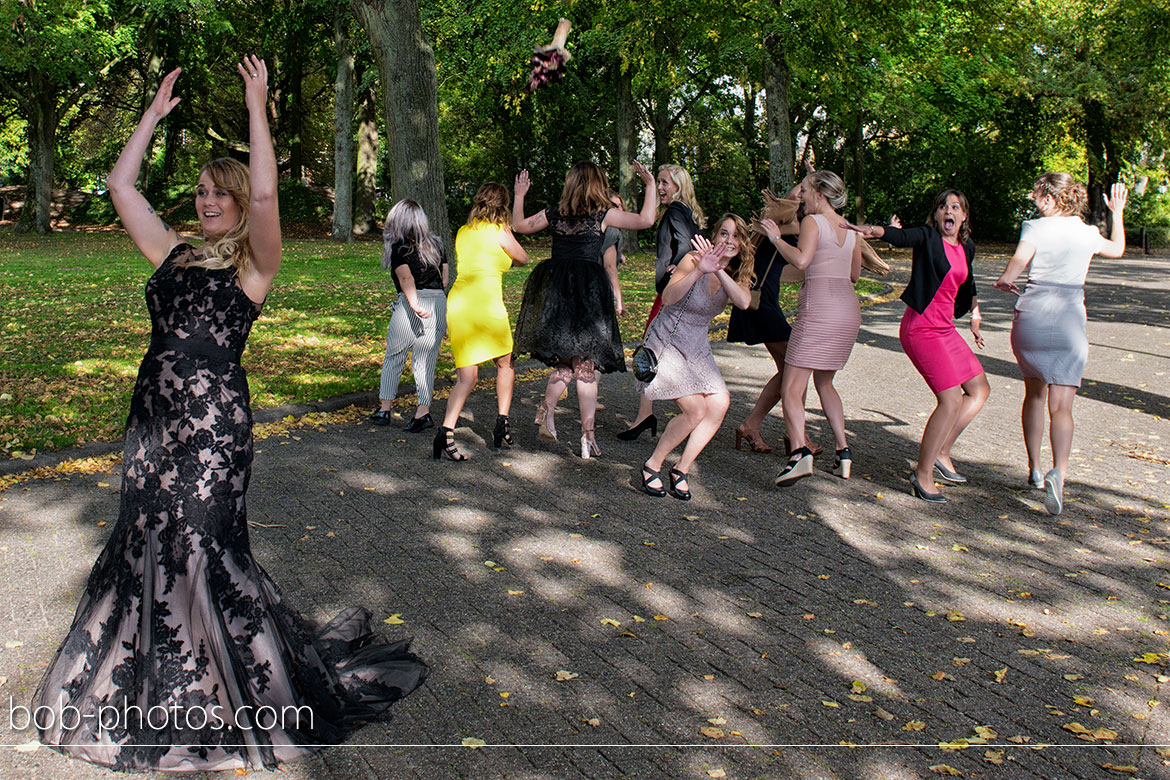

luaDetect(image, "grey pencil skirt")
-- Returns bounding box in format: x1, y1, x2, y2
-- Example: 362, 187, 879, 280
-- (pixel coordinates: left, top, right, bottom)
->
1010, 280, 1087, 387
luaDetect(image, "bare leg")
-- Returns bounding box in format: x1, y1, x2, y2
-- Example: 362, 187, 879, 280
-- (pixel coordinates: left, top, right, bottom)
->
630, 394, 655, 426
936, 372, 990, 472
539, 363, 573, 439
494, 353, 515, 416
675, 392, 731, 480
741, 340, 787, 437
574, 358, 599, 452
646, 394, 705, 472
915, 386, 962, 487
1021, 378, 1048, 473
1048, 384, 1078, 476
811, 369, 847, 450
415, 404, 430, 418
780, 364, 813, 451
441, 365, 479, 429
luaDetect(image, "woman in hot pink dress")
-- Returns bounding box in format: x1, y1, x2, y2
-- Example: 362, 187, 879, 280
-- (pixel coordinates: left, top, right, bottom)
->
846, 190, 989, 503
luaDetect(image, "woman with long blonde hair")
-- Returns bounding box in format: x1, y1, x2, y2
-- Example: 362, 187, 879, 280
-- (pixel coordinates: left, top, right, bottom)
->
34, 58, 427, 772
619, 163, 705, 441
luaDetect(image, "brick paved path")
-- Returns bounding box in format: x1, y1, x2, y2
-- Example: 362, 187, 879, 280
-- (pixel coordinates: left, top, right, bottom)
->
2, 251, 1168, 779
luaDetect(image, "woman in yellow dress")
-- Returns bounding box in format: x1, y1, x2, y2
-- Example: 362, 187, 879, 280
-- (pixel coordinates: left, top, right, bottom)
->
434, 182, 530, 460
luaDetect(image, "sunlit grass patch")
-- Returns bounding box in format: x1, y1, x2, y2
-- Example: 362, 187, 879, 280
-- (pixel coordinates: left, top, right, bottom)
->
1, 230, 889, 456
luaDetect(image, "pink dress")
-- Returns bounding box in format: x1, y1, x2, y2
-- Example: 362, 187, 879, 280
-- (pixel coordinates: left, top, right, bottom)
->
899, 241, 982, 392
786, 214, 861, 371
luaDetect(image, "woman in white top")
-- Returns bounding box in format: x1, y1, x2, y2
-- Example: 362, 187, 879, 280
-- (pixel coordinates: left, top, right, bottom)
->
993, 173, 1127, 515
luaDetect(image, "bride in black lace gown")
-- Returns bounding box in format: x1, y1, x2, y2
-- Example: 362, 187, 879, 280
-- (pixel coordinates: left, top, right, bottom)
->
32, 58, 427, 772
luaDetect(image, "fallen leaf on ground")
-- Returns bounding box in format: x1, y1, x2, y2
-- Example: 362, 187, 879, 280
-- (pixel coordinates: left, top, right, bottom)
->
585, 717, 600, 727
928, 765, 962, 776
555, 670, 579, 681
874, 707, 894, 721
707, 717, 727, 725
700, 726, 725, 739
822, 700, 840, 708
1101, 764, 1136, 774
984, 750, 1004, 765
653, 615, 669, 621
1133, 652, 1168, 665
994, 667, 1007, 683
383, 614, 404, 625
945, 611, 966, 621
600, 618, 621, 627
904, 720, 926, 731
13, 741, 38, 753
707, 771, 726, 779
1073, 696, 1094, 707
974, 726, 997, 740
461, 737, 485, 748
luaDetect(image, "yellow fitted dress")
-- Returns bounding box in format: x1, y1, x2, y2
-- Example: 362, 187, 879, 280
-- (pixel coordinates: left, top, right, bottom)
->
447, 221, 514, 368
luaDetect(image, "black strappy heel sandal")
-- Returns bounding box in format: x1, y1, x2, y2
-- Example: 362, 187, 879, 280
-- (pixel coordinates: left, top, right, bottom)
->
639, 463, 666, 497
668, 467, 692, 501
432, 426, 468, 461
493, 414, 513, 449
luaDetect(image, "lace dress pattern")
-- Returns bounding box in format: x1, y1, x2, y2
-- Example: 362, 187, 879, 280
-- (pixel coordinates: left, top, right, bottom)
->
512, 206, 626, 373
33, 244, 428, 772
641, 273, 730, 400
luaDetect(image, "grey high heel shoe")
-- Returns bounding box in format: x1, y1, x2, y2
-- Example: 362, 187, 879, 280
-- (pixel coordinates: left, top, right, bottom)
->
934, 460, 967, 484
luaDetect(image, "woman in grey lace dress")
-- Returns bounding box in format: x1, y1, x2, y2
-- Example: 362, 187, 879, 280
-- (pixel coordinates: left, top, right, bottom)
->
638, 214, 753, 500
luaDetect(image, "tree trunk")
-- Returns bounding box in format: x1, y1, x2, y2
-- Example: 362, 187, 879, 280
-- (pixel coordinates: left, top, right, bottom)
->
353, 81, 378, 235
648, 93, 673, 169
743, 79, 759, 186
331, 5, 355, 242
1084, 98, 1118, 231
285, 33, 306, 181
352, 0, 452, 259
137, 21, 162, 192
615, 64, 639, 251
17, 72, 56, 234
851, 109, 865, 223
763, 32, 794, 196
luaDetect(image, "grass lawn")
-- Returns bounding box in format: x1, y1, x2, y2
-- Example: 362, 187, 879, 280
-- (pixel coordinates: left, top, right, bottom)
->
0, 230, 885, 457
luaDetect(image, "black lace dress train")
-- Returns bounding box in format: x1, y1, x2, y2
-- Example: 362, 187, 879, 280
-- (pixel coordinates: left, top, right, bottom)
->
33, 245, 428, 772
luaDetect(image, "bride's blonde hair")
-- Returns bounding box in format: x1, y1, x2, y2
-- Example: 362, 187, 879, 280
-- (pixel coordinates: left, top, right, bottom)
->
177, 157, 255, 275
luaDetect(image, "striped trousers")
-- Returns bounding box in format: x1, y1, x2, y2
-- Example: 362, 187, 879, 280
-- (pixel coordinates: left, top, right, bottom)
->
379, 288, 447, 407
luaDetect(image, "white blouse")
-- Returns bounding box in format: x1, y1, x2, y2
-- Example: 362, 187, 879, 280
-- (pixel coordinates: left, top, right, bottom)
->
1019, 215, 1106, 286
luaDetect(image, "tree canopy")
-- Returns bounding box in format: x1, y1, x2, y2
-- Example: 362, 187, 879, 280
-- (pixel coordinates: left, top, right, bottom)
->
3, 0, 1168, 241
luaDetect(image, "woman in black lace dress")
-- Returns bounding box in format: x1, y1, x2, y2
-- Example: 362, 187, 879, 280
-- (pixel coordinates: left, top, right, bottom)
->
32, 59, 427, 772
512, 161, 656, 458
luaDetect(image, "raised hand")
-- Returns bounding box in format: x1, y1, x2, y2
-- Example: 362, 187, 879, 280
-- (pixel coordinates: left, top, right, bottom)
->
1104, 182, 1128, 213
146, 68, 182, 122
691, 235, 730, 274
888, 214, 902, 228
237, 55, 268, 115
759, 217, 781, 240
514, 169, 530, 198
633, 160, 653, 184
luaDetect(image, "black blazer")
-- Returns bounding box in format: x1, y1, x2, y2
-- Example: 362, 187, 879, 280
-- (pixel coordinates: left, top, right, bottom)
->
655, 201, 700, 294
882, 225, 976, 317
